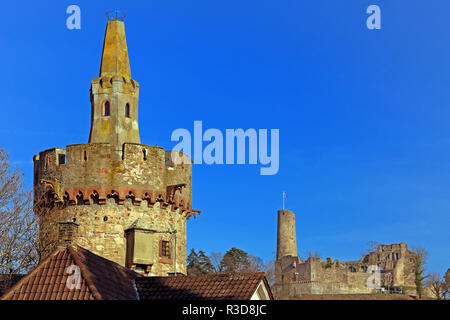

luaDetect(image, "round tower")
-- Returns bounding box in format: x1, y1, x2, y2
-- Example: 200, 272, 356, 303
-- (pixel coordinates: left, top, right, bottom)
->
33, 16, 200, 276
276, 209, 298, 260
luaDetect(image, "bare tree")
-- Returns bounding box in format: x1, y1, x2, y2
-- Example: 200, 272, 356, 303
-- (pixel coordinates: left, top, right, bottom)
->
443, 269, 450, 300
411, 246, 428, 265
426, 272, 444, 300
209, 251, 223, 273
365, 241, 379, 253
307, 251, 321, 259
247, 255, 264, 273
263, 259, 275, 287
0, 148, 39, 274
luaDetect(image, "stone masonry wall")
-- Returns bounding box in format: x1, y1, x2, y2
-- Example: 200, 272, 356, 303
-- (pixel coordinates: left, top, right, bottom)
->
39, 199, 187, 276
33, 142, 194, 276
273, 243, 417, 299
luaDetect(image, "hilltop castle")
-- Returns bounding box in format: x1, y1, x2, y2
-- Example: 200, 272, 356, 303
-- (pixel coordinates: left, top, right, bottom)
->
32, 17, 199, 276
273, 209, 418, 298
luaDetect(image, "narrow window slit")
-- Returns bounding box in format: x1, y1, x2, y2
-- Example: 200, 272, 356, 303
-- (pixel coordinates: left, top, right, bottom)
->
125, 103, 131, 118
103, 101, 110, 116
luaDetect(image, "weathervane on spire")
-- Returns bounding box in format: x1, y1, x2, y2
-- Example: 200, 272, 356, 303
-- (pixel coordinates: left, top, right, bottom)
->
283, 192, 287, 210
105, 10, 126, 21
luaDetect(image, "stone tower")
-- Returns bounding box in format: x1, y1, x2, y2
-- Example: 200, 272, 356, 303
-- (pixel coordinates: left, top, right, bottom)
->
89, 19, 140, 150
276, 209, 298, 260
33, 17, 199, 276
273, 206, 418, 298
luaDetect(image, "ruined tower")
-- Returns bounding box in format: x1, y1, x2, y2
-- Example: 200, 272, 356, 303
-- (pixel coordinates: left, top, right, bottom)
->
33, 16, 199, 276
273, 206, 418, 298
276, 209, 298, 260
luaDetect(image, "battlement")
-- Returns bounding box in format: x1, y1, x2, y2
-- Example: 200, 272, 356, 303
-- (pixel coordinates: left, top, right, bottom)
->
33, 143, 194, 216
274, 208, 418, 298
91, 75, 139, 94
376, 242, 408, 252
33, 18, 198, 276
60, 186, 198, 219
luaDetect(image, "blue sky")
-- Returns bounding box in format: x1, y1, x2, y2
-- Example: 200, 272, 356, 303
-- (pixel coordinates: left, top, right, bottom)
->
1, 1, 449, 275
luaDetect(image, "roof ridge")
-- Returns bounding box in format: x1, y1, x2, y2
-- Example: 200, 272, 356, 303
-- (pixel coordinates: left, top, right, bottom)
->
67, 246, 103, 300
75, 245, 140, 278
145, 272, 265, 279
134, 272, 273, 300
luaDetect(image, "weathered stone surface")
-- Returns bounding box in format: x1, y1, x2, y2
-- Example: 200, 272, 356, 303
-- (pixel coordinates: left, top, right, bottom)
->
99, 20, 131, 79
276, 210, 297, 260
89, 20, 140, 149
274, 209, 417, 298
33, 18, 198, 277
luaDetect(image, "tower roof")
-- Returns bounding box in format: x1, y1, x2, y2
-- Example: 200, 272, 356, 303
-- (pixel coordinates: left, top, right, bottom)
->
99, 20, 131, 79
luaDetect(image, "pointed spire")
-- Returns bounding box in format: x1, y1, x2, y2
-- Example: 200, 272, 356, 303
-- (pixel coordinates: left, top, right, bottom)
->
89, 16, 141, 149
99, 20, 131, 78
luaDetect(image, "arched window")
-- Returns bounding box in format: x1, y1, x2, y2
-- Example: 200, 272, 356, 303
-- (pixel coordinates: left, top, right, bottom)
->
102, 100, 110, 116
125, 103, 131, 118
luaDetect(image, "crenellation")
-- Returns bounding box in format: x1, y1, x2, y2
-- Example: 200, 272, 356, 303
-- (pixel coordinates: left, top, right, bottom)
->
274, 208, 418, 298
33, 18, 199, 277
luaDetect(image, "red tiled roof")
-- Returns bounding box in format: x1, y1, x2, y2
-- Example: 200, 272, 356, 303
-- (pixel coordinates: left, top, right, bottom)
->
1, 246, 273, 300
0, 274, 24, 297
135, 273, 273, 300
1, 246, 140, 300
